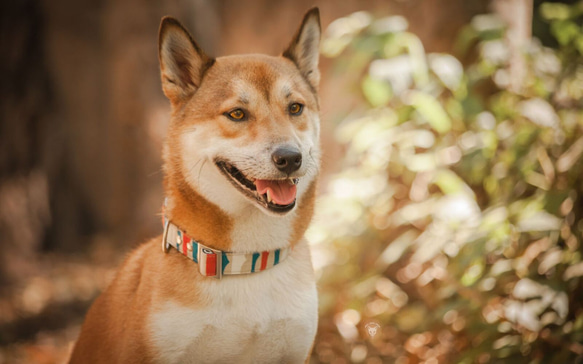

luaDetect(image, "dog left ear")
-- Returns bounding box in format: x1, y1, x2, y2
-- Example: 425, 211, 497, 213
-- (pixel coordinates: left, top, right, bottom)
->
283, 7, 321, 89
158, 17, 215, 104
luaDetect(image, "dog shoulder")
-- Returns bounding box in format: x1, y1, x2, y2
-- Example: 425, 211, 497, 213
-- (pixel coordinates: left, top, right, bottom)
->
69, 240, 160, 363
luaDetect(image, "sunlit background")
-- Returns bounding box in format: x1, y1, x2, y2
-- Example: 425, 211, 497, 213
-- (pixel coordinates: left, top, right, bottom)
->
1, 0, 582, 363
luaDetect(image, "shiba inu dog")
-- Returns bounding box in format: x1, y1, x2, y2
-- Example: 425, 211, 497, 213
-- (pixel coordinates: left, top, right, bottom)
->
69, 7, 322, 364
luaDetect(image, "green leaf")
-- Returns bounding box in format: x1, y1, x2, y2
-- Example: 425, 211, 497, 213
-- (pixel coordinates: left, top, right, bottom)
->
434, 169, 466, 194
361, 75, 392, 107
540, 3, 572, 21
550, 20, 580, 45
576, 35, 583, 55
461, 259, 485, 286
406, 91, 452, 134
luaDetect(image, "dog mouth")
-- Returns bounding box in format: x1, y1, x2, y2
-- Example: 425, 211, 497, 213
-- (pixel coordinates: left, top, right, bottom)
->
215, 160, 299, 213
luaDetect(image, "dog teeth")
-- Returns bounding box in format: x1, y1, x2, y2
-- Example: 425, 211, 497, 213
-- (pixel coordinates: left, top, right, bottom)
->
266, 190, 273, 203
288, 178, 299, 185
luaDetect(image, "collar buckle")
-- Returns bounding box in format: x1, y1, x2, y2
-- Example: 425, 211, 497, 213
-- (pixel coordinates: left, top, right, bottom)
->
161, 219, 171, 254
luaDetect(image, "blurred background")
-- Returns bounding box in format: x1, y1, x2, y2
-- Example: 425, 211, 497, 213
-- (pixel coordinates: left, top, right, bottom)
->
1, 0, 582, 363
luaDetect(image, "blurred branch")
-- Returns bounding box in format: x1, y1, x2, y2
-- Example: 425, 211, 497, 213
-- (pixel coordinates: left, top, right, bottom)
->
492, 0, 533, 93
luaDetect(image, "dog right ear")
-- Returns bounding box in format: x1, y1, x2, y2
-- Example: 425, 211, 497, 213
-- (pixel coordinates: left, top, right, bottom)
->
158, 17, 215, 103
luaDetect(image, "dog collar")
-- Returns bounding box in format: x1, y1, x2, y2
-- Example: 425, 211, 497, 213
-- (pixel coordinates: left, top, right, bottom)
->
161, 218, 291, 279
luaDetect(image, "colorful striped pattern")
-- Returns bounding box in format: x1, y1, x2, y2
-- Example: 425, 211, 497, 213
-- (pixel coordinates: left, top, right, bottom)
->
163, 220, 291, 279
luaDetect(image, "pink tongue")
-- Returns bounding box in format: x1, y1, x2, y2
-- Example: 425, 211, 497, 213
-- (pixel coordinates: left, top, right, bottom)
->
255, 180, 297, 205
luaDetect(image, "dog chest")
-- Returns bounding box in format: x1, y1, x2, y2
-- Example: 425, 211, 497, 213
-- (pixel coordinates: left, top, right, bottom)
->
148, 263, 317, 364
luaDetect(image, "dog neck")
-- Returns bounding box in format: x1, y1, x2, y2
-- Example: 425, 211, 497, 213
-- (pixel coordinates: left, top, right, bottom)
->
163, 170, 316, 254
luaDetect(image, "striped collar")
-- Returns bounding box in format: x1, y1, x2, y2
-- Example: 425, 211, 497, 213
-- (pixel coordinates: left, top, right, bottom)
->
162, 218, 291, 279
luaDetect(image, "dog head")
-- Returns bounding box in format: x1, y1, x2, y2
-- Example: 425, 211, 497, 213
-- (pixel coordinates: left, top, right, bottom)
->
159, 8, 321, 216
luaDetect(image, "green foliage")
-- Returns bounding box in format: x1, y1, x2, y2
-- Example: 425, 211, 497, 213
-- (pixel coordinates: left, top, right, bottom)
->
313, 5, 583, 363
541, 2, 583, 56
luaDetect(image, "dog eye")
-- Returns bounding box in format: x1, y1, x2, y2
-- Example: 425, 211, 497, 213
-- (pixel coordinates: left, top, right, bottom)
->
289, 103, 303, 116
225, 109, 247, 121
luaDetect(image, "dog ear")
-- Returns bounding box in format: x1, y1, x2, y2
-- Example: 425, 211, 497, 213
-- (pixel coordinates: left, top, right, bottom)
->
158, 17, 215, 103
283, 7, 321, 89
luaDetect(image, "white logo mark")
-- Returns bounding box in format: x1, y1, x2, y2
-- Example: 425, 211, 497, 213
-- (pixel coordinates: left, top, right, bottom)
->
365, 322, 380, 337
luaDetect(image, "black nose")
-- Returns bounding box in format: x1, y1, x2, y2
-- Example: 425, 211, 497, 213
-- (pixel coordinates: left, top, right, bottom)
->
272, 147, 302, 175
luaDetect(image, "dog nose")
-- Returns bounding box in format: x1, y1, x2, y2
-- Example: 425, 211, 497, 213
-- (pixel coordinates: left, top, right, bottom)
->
272, 147, 302, 174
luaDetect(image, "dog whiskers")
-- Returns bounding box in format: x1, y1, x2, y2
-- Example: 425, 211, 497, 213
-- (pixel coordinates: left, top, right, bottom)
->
197, 159, 207, 186
188, 158, 203, 176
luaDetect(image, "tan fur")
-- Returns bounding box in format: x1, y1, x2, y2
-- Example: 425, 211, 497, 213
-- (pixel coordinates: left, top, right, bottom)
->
70, 8, 321, 364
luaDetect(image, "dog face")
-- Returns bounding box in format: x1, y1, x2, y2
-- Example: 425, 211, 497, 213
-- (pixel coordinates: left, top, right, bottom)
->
159, 10, 321, 216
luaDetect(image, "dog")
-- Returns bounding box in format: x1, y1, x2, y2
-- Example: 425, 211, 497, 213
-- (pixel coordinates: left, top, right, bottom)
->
69, 7, 322, 364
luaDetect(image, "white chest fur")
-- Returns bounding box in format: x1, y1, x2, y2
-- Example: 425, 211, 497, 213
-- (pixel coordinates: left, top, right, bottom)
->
149, 244, 318, 364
